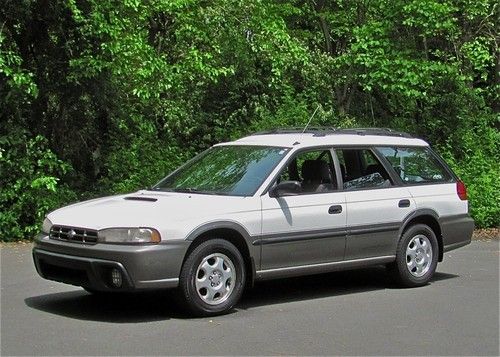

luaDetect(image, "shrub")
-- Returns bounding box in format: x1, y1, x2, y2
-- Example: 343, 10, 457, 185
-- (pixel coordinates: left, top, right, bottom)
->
438, 114, 500, 228
0, 133, 76, 241
98, 131, 191, 194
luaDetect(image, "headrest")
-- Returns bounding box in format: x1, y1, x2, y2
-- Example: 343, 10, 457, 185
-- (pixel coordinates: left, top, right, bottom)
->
302, 160, 332, 183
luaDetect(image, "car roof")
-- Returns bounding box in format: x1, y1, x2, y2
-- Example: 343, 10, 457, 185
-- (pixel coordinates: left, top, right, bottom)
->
218, 129, 429, 148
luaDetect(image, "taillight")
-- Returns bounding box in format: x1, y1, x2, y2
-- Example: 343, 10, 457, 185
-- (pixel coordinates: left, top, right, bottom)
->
456, 180, 467, 201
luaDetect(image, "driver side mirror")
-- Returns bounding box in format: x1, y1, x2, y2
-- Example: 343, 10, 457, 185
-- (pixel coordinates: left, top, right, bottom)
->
269, 180, 302, 198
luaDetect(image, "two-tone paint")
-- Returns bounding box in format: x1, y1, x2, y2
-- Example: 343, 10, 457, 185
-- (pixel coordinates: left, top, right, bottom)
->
33, 132, 474, 291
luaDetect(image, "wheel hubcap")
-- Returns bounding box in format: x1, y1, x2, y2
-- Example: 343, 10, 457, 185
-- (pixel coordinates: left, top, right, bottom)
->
406, 234, 433, 277
195, 253, 236, 305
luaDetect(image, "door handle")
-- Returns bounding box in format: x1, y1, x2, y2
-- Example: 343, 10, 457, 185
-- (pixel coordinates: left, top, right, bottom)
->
398, 199, 411, 208
328, 205, 343, 214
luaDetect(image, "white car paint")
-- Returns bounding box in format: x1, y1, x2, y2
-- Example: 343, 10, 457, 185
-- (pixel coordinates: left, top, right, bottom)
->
46, 133, 461, 244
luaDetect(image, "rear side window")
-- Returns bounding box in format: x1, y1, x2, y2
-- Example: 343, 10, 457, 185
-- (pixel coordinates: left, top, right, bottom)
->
336, 148, 392, 190
376, 147, 452, 184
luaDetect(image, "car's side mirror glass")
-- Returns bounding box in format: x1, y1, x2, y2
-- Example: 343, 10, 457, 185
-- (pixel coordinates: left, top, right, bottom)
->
269, 181, 302, 197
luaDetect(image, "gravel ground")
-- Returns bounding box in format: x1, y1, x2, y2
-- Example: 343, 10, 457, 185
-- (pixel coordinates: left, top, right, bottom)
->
472, 228, 499, 241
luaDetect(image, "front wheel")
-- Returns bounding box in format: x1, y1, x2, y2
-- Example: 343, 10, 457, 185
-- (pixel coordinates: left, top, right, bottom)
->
389, 224, 439, 287
178, 239, 246, 316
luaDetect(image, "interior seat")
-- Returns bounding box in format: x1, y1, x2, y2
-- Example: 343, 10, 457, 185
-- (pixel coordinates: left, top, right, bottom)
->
301, 160, 335, 192
365, 163, 390, 180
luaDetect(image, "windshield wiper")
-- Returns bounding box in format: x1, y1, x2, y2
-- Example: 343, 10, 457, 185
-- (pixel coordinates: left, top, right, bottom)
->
158, 187, 230, 195
172, 187, 201, 193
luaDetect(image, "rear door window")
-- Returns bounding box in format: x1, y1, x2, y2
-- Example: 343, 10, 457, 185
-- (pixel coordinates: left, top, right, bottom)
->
376, 147, 452, 184
336, 148, 392, 190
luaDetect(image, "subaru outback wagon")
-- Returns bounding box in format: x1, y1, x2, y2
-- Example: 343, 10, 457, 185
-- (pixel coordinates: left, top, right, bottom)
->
33, 128, 474, 316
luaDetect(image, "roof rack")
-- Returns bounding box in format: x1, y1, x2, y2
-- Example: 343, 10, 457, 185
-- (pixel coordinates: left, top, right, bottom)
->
251, 126, 336, 136
250, 127, 414, 138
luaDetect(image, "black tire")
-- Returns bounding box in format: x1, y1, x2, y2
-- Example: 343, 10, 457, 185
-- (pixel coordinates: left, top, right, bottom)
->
178, 239, 246, 317
389, 224, 439, 287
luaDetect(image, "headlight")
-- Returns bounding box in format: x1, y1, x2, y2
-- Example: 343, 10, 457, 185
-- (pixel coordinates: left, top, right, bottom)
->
98, 228, 161, 244
42, 218, 53, 234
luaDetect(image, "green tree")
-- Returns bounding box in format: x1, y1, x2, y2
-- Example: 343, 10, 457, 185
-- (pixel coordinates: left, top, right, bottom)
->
0, 0, 498, 240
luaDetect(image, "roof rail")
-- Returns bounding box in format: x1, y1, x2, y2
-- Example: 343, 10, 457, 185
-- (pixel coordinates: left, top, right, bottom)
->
332, 128, 414, 138
250, 127, 337, 136
250, 127, 414, 138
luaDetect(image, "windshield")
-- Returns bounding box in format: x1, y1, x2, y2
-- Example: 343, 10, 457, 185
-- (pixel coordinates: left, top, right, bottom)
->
153, 145, 290, 196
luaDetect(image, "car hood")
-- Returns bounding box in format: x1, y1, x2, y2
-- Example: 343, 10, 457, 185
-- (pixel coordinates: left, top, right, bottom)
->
47, 190, 256, 230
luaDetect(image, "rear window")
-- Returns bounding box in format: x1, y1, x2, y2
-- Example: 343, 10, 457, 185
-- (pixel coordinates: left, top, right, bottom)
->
376, 147, 452, 184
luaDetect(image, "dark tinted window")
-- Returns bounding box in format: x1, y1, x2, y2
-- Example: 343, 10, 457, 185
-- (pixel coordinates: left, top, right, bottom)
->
336, 148, 392, 190
376, 147, 452, 184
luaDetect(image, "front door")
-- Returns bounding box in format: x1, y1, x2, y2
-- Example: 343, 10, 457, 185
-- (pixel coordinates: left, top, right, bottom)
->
259, 149, 347, 270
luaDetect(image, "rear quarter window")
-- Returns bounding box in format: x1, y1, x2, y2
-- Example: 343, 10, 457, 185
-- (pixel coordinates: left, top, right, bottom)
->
376, 146, 452, 184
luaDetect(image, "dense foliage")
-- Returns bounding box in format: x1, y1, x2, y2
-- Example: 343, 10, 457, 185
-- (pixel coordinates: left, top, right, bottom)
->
1, 0, 498, 240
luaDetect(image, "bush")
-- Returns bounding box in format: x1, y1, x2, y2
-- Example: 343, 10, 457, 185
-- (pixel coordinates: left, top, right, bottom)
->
438, 114, 500, 228
0, 133, 76, 241
98, 131, 191, 194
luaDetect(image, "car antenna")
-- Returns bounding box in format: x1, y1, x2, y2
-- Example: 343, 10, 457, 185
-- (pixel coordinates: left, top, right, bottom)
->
302, 104, 321, 133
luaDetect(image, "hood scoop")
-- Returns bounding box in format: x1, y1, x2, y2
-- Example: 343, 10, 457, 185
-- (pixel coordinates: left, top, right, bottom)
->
124, 196, 158, 202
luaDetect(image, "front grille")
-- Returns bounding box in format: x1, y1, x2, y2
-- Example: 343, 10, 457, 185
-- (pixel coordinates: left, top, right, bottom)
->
49, 225, 98, 244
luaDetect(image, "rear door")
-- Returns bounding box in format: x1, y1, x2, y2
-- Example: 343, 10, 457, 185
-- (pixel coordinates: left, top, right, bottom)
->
376, 146, 471, 248
259, 148, 347, 270
336, 148, 415, 260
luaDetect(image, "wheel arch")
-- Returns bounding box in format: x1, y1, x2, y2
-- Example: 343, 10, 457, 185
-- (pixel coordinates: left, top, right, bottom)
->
399, 209, 444, 262
184, 222, 256, 287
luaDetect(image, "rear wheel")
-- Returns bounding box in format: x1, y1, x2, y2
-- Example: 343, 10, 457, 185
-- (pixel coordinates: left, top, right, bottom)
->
178, 239, 246, 316
389, 224, 439, 287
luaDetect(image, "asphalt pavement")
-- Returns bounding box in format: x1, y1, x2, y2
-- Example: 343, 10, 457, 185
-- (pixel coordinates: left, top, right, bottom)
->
1, 241, 498, 356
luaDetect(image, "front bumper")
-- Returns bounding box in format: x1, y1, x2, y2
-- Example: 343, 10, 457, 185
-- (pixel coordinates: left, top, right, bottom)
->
33, 234, 190, 291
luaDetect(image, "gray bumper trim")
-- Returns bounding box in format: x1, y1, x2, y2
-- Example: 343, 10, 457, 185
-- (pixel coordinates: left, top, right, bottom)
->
33, 248, 135, 291
440, 213, 474, 252
33, 248, 181, 290
33, 234, 189, 291
136, 277, 179, 286
443, 241, 471, 252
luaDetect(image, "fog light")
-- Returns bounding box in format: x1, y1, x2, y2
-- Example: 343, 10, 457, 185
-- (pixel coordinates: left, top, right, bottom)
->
110, 268, 122, 288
